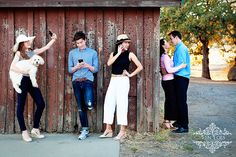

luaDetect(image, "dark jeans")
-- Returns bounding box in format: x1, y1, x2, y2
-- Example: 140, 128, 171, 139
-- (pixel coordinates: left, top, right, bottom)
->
174, 75, 189, 129
72, 79, 94, 129
17, 76, 45, 131
161, 79, 177, 120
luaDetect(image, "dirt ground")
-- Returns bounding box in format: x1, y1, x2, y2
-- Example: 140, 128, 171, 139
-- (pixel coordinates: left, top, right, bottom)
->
120, 77, 236, 157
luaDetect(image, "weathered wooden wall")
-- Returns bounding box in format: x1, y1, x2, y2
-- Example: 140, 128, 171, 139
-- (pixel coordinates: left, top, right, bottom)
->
0, 0, 180, 7
0, 7, 161, 133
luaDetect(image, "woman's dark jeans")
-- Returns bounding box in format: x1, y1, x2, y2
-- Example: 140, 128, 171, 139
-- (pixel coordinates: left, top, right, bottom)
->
17, 76, 45, 131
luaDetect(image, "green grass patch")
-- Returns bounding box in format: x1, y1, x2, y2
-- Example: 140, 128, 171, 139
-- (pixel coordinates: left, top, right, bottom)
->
154, 129, 170, 142
130, 147, 138, 153
182, 144, 194, 152
189, 128, 205, 141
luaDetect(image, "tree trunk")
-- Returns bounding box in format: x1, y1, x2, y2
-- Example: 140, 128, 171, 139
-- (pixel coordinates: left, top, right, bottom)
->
201, 40, 211, 79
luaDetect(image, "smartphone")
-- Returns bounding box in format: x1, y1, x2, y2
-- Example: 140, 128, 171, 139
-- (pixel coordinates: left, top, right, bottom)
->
78, 59, 83, 63
119, 45, 127, 52
49, 30, 53, 37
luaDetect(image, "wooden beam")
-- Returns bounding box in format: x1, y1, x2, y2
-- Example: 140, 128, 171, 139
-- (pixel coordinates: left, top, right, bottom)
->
0, 0, 181, 7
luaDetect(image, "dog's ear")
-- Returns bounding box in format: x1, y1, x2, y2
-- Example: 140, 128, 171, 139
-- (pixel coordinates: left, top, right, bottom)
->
39, 56, 45, 65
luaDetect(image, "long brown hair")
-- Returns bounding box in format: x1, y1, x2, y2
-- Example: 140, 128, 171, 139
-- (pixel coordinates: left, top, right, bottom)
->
18, 42, 29, 59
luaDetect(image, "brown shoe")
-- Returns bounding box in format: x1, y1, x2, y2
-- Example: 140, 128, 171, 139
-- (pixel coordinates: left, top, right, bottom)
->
162, 120, 171, 129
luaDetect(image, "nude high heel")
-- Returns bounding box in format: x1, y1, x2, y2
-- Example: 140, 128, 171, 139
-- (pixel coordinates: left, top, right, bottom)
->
99, 130, 113, 138
114, 132, 127, 140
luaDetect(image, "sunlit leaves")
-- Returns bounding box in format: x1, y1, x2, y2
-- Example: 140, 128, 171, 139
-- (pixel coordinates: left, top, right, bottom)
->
160, 0, 235, 45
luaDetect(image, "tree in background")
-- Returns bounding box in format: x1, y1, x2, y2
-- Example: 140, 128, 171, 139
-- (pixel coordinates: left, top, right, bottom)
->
161, 0, 236, 79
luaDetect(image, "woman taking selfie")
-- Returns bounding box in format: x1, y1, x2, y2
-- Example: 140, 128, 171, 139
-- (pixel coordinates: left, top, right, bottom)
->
10, 33, 57, 142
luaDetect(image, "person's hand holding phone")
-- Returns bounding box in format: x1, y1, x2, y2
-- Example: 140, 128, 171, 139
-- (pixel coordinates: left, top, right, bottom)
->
77, 59, 90, 69
76, 59, 84, 70
118, 45, 126, 55
78, 59, 83, 63
49, 30, 57, 40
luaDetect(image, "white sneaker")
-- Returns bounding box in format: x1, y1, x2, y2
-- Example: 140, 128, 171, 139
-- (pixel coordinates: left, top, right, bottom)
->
78, 130, 89, 140
31, 128, 45, 139
22, 130, 32, 142
88, 107, 93, 110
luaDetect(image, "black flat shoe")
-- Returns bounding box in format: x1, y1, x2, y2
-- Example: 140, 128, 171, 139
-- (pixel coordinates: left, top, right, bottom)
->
172, 127, 189, 133
172, 122, 180, 128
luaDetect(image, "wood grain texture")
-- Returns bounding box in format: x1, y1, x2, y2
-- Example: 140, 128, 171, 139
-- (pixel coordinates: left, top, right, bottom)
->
0, 7, 161, 133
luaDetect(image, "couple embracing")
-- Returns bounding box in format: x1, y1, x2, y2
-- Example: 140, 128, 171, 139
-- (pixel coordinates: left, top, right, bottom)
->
160, 31, 191, 133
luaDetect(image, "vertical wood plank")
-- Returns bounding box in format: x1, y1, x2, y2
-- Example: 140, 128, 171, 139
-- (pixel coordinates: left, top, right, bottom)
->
152, 9, 160, 132
0, 10, 10, 133
96, 9, 104, 133
6, 10, 15, 133
136, 9, 145, 132
46, 9, 59, 132
56, 9, 66, 132
143, 9, 154, 131
115, 9, 124, 36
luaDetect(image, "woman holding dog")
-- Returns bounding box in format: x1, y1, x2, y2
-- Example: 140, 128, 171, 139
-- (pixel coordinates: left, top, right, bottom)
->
100, 34, 143, 140
10, 33, 57, 142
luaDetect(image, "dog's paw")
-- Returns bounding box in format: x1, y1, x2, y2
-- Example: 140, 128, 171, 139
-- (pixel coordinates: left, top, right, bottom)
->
32, 82, 38, 88
16, 88, 22, 93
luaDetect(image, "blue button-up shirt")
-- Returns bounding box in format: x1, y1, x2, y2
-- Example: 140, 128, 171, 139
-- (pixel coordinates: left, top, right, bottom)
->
173, 41, 191, 79
68, 47, 99, 82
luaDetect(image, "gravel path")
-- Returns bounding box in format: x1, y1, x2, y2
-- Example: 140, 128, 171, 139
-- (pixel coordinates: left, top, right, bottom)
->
120, 77, 236, 157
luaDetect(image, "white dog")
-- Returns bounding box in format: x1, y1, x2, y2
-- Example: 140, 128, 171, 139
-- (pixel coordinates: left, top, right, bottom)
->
9, 54, 44, 93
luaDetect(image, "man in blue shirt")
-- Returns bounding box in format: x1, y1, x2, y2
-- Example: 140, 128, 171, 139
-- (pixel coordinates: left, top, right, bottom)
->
68, 31, 98, 139
169, 31, 190, 133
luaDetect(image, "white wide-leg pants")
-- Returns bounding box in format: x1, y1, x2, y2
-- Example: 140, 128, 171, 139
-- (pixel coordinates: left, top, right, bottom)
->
103, 76, 130, 125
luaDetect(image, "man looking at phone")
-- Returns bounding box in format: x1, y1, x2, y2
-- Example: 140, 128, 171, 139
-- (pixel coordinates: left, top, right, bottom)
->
68, 31, 99, 140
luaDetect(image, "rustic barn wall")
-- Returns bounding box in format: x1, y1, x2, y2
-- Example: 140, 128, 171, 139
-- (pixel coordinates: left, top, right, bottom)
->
0, 0, 180, 7
0, 7, 160, 133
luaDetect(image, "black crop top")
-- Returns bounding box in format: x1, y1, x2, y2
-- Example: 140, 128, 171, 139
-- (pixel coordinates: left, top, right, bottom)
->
112, 51, 131, 74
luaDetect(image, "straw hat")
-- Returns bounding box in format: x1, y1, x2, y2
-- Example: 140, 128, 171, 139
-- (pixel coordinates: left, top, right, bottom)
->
13, 34, 35, 52
116, 34, 131, 44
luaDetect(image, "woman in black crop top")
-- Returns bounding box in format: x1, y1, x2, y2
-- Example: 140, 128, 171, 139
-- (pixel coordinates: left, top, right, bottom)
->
100, 34, 143, 140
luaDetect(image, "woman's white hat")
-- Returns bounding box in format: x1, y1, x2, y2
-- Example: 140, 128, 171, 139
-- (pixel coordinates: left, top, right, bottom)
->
116, 34, 131, 44
13, 34, 35, 52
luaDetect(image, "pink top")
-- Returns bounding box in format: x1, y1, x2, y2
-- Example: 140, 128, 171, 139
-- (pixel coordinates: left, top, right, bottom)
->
161, 54, 182, 81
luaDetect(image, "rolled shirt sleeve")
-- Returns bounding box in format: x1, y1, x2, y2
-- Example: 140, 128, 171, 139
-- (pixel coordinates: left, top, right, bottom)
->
68, 51, 74, 73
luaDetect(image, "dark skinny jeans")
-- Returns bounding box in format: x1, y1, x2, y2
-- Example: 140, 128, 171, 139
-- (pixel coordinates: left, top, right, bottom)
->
17, 76, 45, 131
